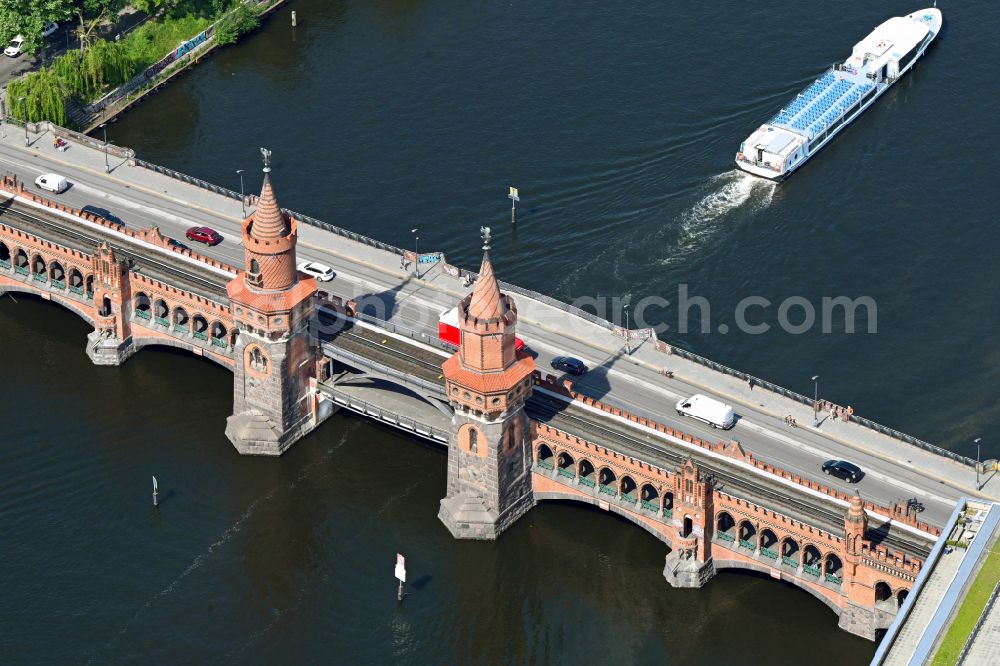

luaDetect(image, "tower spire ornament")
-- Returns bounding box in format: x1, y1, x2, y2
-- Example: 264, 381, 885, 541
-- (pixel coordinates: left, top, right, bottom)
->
261, 147, 272, 174
480, 225, 491, 252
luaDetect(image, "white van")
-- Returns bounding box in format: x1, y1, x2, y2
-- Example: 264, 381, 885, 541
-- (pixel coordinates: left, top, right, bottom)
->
35, 173, 70, 194
675, 394, 736, 429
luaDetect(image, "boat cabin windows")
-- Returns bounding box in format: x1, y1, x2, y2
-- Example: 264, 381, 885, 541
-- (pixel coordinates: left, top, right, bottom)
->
897, 45, 918, 70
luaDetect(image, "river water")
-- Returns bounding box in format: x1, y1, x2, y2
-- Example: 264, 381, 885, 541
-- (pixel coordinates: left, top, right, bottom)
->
4, 0, 996, 662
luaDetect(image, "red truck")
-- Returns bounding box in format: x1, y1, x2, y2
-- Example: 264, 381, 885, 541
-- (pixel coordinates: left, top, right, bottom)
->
438, 307, 525, 351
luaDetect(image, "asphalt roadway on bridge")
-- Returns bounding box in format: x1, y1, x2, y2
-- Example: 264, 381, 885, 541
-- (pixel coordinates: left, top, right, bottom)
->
0, 128, 992, 529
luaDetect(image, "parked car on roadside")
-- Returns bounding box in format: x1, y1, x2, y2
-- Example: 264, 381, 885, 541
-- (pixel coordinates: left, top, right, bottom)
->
4, 35, 24, 57
185, 226, 223, 246
821, 460, 864, 483
34, 173, 69, 194
41, 22, 59, 39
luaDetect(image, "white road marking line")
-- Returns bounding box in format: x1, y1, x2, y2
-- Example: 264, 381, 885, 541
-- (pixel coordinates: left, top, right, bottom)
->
737, 419, 953, 505
70, 181, 195, 228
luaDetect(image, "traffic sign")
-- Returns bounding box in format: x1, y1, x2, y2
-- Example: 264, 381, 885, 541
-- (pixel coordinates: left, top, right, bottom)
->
395, 553, 406, 582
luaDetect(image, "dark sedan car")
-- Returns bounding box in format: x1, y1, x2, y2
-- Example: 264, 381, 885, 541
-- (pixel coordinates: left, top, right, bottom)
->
821, 459, 863, 483
81, 205, 124, 227
551, 356, 587, 375
185, 226, 223, 246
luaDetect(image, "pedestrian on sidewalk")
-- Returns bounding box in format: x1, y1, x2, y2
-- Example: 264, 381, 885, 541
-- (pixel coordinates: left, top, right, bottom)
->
399, 255, 405, 270
747, 377, 754, 391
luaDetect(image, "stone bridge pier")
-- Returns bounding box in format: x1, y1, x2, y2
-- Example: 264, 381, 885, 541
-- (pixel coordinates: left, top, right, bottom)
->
527, 423, 924, 641
662, 461, 717, 588
0, 166, 334, 456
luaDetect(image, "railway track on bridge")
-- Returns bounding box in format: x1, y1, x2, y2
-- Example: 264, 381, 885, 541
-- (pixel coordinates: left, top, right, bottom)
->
527, 394, 933, 558
326, 328, 933, 558
0, 200, 230, 298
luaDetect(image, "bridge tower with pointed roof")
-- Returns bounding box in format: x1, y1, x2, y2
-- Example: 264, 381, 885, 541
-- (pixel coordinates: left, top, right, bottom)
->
225, 149, 321, 455
438, 228, 537, 539
839, 490, 879, 639
663, 459, 717, 588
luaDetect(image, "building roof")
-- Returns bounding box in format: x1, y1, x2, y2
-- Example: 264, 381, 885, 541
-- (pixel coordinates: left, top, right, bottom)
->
467, 251, 506, 321
249, 174, 291, 240
443, 352, 535, 393
227, 270, 316, 314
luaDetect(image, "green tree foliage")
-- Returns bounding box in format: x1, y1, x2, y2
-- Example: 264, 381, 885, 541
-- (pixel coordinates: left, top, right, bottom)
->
7, 68, 67, 125
8, 0, 262, 127
129, 0, 170, 12
0, 0, 73, 54
119, 13, 212, 68
74, 0, 126, 51
214, 2, 260, 46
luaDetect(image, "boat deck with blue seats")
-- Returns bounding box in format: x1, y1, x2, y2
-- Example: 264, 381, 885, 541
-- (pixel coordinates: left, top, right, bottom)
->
769, 70, 874, 140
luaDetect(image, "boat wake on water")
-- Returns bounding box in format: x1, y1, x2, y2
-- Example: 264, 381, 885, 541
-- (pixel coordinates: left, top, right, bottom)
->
659, 170, 775, 264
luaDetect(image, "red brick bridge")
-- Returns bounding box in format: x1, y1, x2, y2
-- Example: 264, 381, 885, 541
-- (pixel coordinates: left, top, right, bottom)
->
0, 168, 936, 641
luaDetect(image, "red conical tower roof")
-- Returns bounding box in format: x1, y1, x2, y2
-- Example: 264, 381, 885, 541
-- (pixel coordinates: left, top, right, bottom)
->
467, 251, 506, 321
250, 173, 291, 240
846, 490, 867, 526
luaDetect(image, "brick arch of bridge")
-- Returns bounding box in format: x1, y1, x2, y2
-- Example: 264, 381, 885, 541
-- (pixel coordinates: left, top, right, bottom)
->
712, 558, 843, 615
0, 280, 95, 325
532, 486, 674, 546
532, 432, 673, 497
715, 494, 848, 562
127, 275, 233, 330
130, 336, 236, 369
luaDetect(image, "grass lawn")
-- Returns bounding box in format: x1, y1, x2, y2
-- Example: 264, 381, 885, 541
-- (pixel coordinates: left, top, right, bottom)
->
931, 537, 1000, 665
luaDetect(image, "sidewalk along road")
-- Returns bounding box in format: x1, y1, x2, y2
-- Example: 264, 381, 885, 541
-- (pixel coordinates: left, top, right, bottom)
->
0, 129, 992, 527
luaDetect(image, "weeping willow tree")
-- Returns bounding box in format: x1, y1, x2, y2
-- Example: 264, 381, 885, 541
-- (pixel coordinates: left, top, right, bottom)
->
47, 40, 134, 100
83, 40, 134, 94
6, 38, 136, 127
7, 69, 68, 126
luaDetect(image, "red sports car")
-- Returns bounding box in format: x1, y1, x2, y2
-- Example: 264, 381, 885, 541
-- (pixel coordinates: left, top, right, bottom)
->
185, 226, 223, 246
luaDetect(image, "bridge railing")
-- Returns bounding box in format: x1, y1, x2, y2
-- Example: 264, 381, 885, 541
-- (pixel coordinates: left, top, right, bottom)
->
321, 342, 445, 396
15, 128, 965, 468
4, 119, 136, 159
353, 312, 454, 352
130, 159, 405, 255
321, 386, 449, 443
132, 159, 245, 201
666, 346, 976, 467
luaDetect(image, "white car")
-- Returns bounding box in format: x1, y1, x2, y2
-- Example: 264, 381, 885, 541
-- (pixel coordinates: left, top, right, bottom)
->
42, 22, 59, 39
35, 173, 70, 194
4, 35, 24, 57
298, 261, 334, 281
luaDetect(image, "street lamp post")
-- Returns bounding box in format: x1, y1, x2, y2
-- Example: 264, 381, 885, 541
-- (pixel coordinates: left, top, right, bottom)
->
812, 375, 820, 425
411, 228, 419, 278
974, 437, 982, 490
624, 302, 631, 356
100, 123, 109, 172
18, 97, 28, 146
236, 169, 246, 218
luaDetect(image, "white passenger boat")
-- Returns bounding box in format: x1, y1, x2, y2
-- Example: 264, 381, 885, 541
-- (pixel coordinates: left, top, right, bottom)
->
736, 8, 943, 181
